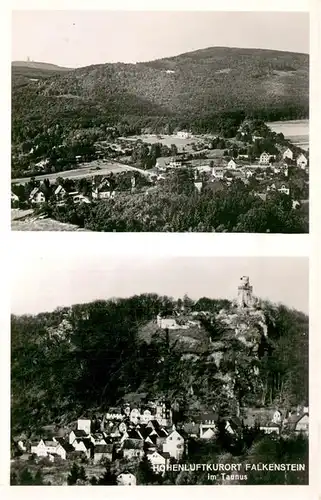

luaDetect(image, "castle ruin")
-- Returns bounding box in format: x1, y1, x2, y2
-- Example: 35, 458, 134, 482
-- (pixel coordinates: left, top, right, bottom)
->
236, 276, 255, 309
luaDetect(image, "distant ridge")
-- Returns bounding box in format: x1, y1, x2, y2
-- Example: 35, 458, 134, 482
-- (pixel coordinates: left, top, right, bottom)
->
12, 60, 71, 71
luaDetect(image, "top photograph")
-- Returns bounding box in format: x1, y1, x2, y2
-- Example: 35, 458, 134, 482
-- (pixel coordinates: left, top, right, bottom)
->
11, 11, 309, 233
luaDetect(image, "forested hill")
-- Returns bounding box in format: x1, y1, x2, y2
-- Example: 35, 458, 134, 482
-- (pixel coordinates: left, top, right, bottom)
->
11, 294, 308, 435
12, 47, 309, 138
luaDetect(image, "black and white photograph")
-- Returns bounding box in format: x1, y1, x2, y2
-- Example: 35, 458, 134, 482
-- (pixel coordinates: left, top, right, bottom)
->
11, 10, 309, 233
10, 254, 309, 486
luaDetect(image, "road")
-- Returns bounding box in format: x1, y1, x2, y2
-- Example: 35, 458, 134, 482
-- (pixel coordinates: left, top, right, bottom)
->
11, 160, 150, 185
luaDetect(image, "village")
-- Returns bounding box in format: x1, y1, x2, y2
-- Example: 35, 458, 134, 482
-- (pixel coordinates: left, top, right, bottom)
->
11, 121, 309, 214
11, 399, 309, 485
11, 276, 309, 486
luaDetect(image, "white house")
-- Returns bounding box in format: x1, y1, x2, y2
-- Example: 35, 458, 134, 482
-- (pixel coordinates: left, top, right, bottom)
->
272, 410, 282, 424
106, 408, 123, 421
156, 314, 189, 330
140, 409, 152, 424
29, 188, 45, 204
283, 148, 294, 160
31, 439, 67, 460
176, 131, 191, 139
72, 439, 92, 459
200, 426, 216, 439
130, 408, 141, 425
54, 185, 67, 199
117, 472, 137, 486
162, 428, 184, 460
71, 193, 91, 204
147, 451, 170, 472
77, 418, 91, 435
259, 424, 280, 435
259, 152, 271, 165
296, 153, 308, 169
212, 167, 225, 179
194, 181, 203, 193
227, 159, 237, 169
278, 184, 290, 195
11, 191, 19, 203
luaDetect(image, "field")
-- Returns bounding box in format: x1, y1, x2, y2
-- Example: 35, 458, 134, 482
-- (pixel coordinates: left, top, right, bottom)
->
120, 134, 209, 153
267, 119, 309, 150
11, 209, 86, 231
11, 160, 143, 186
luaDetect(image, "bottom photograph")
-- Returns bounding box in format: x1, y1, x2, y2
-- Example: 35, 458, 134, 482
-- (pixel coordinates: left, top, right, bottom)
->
10, 255, 309, 486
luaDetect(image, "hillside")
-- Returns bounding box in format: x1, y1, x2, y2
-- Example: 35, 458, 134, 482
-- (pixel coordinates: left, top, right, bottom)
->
11, 294, 308, 435
12, 47, 309, 147
12, 61, 71, 71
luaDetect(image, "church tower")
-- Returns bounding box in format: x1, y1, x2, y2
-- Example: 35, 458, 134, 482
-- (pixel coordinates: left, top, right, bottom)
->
237, 276, 254, 309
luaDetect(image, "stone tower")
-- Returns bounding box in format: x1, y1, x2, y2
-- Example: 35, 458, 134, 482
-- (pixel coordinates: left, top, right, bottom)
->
237, 276, 254, 309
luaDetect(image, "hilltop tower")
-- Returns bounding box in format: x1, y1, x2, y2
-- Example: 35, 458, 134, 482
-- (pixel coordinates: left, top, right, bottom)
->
237, 276, 254, 309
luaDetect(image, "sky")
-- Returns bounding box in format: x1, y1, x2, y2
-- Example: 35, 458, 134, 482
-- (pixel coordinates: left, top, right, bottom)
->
11, 11, 309, 68
11, 255, 309, 315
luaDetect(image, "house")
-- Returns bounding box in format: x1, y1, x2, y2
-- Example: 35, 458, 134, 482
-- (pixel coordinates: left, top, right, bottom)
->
195, 164, 212, 173
168, 158, 182, 168
35, 159, 49, 170
30, 439, 67, 460
278, 184, 290, 195
122, 439, 144, 460
296, 153, 308, 169
117, 471, 137, 486
11, 191, 19, 203
227, 159, 237, 169
140, 409, 153, 425
69, 429, 88, 445
294, 413, 309, 435
155, 157, 171, 170
106, 408, 123, 421
282, 148, 294, 160
93, 444, 113, 464
29, 187, 45, 204
176, 131, 191, 139
130, 408, 141, 424
148, 403, 172, 428
266, 183, 290, 196
70, 192, 91, 204
147, 450, 170, 472
92, 179, 115, 200
259, 424, 280, 435
183, 422, 200, 438
162, 428, 184, 460
17, 440, 26, 452
194, 181, 203, 193
77, 418, 91, 435
225, 417, 242, 435
156, 314, 188, 330
259, 152, 271, 165
90, 433, 107, 446
54, 185, 67, 200
212, 167, 225, 179
72, 438, 92, 459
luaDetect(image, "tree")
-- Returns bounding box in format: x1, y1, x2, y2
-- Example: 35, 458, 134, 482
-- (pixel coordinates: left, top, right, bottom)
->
136, 455, 159, 485
170, 144, 178, 156
67, 463, 84, 485
97, 463, 117, 485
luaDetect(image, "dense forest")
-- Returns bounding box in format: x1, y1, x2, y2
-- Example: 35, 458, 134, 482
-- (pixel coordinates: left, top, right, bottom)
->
35, 175, 308, 233
12, 47, 309, 172
11, 294, 308, 436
